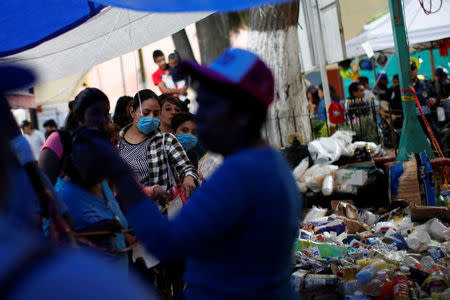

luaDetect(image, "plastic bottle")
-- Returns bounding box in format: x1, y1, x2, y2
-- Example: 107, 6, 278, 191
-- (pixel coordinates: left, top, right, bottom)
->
338, 279, 362, 296
363, 271, 385, 296
403, 256, 423, 270
356, 260, 387, 284
374, 270, 395, 300
339, 265, 361, 281
393, 272, 410, 300
421, 256, 442, 274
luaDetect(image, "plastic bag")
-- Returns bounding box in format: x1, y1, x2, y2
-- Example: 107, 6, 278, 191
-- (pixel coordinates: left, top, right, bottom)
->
303, 164, 338, 192
406, 230, 432, 252
293, 157, 309, 181
308, 137, 347, 164
331, 130, 355, 145
427, 218, 450, 242
303, 205, 327, 224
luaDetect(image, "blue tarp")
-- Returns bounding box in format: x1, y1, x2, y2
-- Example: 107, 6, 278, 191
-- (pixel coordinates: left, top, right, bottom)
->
93, 0, 293, 12
0, 1, 104, 57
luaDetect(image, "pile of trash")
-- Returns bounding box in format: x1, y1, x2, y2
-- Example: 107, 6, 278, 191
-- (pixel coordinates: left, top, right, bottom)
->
293, 130, 385, 196
291, 202, 450, 299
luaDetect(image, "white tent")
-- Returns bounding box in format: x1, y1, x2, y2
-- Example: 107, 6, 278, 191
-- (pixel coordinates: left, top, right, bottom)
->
3, 7, 210, 87
346, 0, 450, 58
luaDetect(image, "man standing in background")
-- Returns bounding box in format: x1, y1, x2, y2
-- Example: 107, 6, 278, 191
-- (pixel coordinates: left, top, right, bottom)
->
21, 120, 45, 160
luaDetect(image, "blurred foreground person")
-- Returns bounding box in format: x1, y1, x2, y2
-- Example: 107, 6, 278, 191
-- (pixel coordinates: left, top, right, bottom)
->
0, 64, 156, 300
77, 48, 302, 299
58, 127, 129, 270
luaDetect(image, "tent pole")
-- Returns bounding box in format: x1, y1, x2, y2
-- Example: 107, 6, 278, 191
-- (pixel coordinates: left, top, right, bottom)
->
429, 49, 436, 76
388, 0, 434, 161
119, 55, 127, 95
138, 49, 147, 89
309, 0, 332, 124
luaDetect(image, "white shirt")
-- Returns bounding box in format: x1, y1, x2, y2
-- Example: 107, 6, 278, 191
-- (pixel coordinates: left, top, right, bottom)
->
24, 130, 45, 160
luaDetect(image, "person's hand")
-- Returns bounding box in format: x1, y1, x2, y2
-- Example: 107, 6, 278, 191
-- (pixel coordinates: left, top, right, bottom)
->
198, 169, 204, 182
180, 86, 188, 96
153, 185, 172, 206
426, 98, 437, 107
182, 176, 196, 197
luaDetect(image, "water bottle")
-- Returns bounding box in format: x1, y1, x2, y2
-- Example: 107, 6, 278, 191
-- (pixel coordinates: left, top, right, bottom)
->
393, 272, 410, 300
356, 260, 387, 284
338, 279, 362, 296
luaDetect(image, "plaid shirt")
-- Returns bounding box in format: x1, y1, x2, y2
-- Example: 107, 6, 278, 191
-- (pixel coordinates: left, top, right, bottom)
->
119, 126, 199, 191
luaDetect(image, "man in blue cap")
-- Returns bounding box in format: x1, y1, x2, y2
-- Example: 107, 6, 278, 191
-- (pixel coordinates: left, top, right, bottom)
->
76, 48, 303, 299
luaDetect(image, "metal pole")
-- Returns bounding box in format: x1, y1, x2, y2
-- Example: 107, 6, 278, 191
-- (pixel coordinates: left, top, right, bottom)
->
308, 0, 332, 124
119, 55, 127, 95
429, 49, 436, 76
137, 49, 147, 89
275, 109, 284, 148
388, 0, 434, 161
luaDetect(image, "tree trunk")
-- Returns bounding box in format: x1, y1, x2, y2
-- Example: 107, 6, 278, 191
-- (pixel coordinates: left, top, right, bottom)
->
195, 13, 231, 64
171, 29, 196, 61
248, 2, 312, 148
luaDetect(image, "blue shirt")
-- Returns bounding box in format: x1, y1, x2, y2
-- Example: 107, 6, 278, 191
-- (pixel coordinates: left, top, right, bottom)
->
127, 147, 302, 299
414, 79, 438, 115
58, 180, 128, 270
316, 97, 326, 120
0, 215, 155, 300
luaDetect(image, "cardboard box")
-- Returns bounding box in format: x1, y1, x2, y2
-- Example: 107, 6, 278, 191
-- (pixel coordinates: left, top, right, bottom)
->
335, 169, 368, 186
291, 269, 308, 292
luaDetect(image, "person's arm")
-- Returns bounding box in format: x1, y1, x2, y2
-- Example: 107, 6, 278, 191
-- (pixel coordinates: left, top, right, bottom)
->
38, 148, 61, 185
156, 82, 185, 95
72, 128, 251, 261
122, 158, 252, 262
165, 134, 200, 195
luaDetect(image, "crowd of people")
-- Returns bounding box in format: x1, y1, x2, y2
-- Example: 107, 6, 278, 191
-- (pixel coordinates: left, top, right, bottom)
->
4, 48, 302, 299
306, 63, 450, 150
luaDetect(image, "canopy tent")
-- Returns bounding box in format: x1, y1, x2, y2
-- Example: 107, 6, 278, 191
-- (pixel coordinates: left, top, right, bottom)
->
345, 0, 450, 58
1, 7, 211, 87
0, 0, 294, 88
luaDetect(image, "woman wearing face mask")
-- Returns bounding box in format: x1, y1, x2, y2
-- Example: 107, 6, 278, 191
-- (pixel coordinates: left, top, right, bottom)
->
158, 94, 184, 133
171, 112, 199, 169
118, 89, 199, 199
39, 88, 112, 186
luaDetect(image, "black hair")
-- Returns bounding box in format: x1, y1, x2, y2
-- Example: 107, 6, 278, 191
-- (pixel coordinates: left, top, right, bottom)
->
21, 120, 31, 129
319, 83, 340, 101
358, 76, 369, 86
171, 112, 194, 132
43, 119, 57, 128
306, 85, 320, 113
168, 51, 180, 61
160, 94, 184, 111
348, 82, 363, 99
113, 96, 133, 128
153, 50, 164, 62
65, 88, 110, 131
411, 62, 418, 71
393, 74, 399, 80
132, 89, 160, 111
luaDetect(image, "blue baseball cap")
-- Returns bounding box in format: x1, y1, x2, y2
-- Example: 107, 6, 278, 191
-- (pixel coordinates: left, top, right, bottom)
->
181, 48, 275, 108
